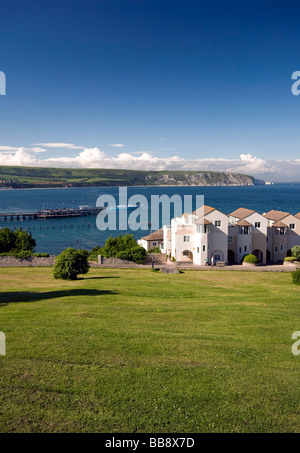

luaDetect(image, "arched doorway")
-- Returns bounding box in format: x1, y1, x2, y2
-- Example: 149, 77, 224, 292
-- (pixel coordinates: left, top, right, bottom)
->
181, 250, 193, 262
287, 249, 292, 257
253, 249, 263, 263
267, 250, 271, 262
228, 250, 235, 263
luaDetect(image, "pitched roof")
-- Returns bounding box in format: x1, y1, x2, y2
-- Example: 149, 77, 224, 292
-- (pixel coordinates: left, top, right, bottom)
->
272, 221, 288, 228
236, 219, 253, 226
295, 212, 300, 220
229, 207, 255, 219
193, 205, 215, 216
194, 218, 212, 225
141, 228, 164, 241
263, 210, 290, 221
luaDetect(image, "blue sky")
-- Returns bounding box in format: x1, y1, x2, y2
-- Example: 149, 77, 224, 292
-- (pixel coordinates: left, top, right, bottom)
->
0, 0, 299, 181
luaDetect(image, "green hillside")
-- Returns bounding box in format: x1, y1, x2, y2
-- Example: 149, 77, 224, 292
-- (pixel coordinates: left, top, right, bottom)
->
0, 166, 263, 189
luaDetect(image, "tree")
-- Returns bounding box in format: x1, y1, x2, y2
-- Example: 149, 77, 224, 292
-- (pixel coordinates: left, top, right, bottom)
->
291, 246, 300, 261
14, 229, 36, 252
53, 248, 90, 280
99, 234, 138, 257
0, 227, 36, 253
116, 246, 147, 264
0, 228, 16, 253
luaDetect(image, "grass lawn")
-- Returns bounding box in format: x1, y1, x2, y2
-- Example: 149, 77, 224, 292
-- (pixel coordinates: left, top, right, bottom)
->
0, 267, 299, 433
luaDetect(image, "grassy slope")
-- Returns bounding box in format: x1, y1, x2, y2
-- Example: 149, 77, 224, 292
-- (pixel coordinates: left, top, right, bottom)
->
0, 268, 299, 433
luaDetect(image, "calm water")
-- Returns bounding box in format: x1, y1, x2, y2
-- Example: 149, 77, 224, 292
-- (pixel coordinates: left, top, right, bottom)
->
0, 184, 299, 254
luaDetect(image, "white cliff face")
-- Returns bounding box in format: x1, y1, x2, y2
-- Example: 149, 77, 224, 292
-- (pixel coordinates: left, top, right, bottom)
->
144, 172, 257, 186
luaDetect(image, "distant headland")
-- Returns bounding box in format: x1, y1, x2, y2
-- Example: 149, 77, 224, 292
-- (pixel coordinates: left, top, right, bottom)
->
0, 165, 266, 189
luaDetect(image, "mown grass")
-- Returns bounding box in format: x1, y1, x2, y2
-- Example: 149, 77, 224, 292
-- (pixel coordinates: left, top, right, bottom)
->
0, 268, 299, 433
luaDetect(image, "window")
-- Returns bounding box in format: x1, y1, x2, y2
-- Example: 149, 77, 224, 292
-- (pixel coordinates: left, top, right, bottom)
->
280, 245, 284, 252
275, 246, 278, 253
255, 222, 261, 228
290, 224, 295, 230
239, 247, 242, 253
214, 254, 221, 261
215, 220, 221, 227
238, 226, 250, 235
275, 227, 286, 236
244, 245, 247, 252
198, 225, 209, 233
152, 242, 157, 246
202, 245, 206, 252
183, 235, 190, 242
228, 236, 233, 243
208, 243, 211, 251
197, 247, 199, 253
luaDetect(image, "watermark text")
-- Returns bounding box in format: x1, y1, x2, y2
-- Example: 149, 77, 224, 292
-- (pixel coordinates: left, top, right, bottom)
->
0, 332, 6, 355
292, 331, 300, 356
0, 71, 6, 95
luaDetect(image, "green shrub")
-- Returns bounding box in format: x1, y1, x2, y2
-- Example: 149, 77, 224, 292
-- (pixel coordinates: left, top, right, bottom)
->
130, 246, 147, 264
10, 250, 33, 259
116, 250, 132, 261
0, 227, 36, 253
53, 248, 90, 280
89, 246, 102, 257
116, 246, 147, 264
292, 269, 300, 285
100, 234, 138, 258
243, 254, 258, 264
88, 255, 98, 262
148, 247, 161, 254
34, 253, 50, 258
284, 256, 297, 262
291, 246, 300, 261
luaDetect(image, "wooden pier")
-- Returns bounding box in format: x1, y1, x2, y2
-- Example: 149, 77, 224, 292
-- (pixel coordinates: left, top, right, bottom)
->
0, 206, 104, 220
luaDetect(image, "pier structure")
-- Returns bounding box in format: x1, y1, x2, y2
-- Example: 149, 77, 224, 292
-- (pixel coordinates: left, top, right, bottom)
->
0, 206, 104, 221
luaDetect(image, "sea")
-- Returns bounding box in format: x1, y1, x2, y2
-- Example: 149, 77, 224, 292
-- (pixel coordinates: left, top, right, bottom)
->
0, 184, 299, 254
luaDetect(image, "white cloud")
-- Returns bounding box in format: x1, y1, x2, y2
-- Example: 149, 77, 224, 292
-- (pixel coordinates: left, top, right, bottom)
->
0, 149, 39, 166
0, 146, 46, 154
109, 144, 125, 147
0, 146, 19, 151
30, 147, 47, 153
0, 145, 299, 182
32, 143, 84, 149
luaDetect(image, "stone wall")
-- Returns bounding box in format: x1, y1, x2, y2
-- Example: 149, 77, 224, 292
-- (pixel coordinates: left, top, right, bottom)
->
95, 253, 167, 266
283, 260, 300, 268
0, 256, 56, 267
145, 253, 167, 264
91, 256, 146, 268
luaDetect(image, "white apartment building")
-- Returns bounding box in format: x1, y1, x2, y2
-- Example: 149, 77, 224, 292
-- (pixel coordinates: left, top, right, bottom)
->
228, 208, 269, 264
263, 210, 300, 262
161, 205, 228, 265
153, 206, 300, 265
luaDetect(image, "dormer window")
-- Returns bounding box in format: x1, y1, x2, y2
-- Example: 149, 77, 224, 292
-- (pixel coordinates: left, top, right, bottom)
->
275, 227, 286, 236
238, 226, 250, 235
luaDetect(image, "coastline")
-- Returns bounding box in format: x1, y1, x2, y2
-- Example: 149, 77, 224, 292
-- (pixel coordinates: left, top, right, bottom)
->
0, 182, 268, 191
